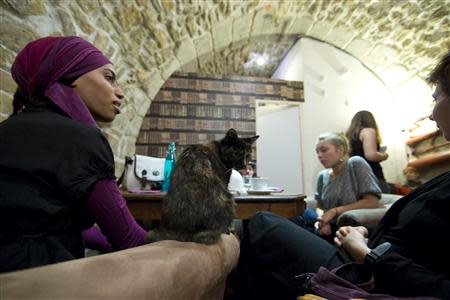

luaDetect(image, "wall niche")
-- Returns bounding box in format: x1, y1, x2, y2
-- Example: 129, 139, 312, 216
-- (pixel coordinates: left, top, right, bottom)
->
136, 73, 304, 158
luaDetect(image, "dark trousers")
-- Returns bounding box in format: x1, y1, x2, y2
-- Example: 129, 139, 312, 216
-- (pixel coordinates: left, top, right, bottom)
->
230, 211, 351, 300
378, 179, 392, 193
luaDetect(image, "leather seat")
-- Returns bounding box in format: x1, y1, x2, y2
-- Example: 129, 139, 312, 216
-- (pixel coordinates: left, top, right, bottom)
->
305, 193, 402, 227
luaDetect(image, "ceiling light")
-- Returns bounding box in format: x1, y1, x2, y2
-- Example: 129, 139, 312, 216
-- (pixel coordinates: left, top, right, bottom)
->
244, 52, 269, 69
256, 56, 266, 66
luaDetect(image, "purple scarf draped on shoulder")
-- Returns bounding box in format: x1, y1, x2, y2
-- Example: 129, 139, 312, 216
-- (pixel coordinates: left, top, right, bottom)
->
11, 36, 111, 127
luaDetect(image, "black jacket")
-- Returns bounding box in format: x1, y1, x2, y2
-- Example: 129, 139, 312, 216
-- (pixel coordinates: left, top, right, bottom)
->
0, 106, 115, 272
368, 171, 450, 299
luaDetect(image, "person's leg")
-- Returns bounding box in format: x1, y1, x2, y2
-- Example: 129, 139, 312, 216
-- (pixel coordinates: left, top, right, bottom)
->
232, 211, 350, 300
289, 208, 318, 233
378, 179, 392, 193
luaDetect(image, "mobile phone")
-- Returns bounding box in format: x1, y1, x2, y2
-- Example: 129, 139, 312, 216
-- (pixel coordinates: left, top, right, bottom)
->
379, 146, 387, 153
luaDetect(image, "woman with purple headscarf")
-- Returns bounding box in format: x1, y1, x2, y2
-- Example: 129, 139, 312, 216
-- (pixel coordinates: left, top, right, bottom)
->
0, 36, 148, 272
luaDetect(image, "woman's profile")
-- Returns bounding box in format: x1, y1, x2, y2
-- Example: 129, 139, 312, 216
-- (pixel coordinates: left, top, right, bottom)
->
0, 36, 148, 272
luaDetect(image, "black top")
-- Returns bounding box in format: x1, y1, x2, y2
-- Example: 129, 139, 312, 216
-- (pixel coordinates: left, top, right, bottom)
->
349, 137, 385, 181
0, 105, 115, 272
368, 171, 450, 298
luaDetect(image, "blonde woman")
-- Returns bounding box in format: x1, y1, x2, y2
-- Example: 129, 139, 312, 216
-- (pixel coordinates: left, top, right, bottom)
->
314, 132, 381, 239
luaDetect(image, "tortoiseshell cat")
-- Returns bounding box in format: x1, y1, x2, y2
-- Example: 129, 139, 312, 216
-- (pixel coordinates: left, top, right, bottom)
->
149, 128, 259, 244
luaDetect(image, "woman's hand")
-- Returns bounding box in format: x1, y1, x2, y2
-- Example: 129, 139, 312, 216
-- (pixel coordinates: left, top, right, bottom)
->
318, 208, 337, 226
334, 226, 370, 263
317, 208, 338, 236
379, 152, 389, 162
318, 223, 332, 236
349, 226, 369, 238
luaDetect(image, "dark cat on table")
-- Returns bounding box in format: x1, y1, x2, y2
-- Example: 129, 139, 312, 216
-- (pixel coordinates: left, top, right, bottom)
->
149, 128, 258, 244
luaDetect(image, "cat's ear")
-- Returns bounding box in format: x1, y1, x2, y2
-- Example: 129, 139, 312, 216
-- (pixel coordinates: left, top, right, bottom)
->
223, 128, 238, 142
243, 135, 259, 145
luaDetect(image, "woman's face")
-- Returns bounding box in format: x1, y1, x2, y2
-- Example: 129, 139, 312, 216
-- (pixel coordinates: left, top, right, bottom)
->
72, 64, 124, 122
431, 83, 450, 141
315, 140, 344, 169
404, 168, 419, 181
241, 165, 254, 176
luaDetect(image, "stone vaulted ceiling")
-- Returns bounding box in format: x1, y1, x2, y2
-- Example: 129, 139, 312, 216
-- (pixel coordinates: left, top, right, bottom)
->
1, 0, 449, 172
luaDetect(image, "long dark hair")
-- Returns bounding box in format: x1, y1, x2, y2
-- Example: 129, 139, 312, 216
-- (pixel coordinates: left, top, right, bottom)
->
345, 110, 381, 144
428, 51, 450, 97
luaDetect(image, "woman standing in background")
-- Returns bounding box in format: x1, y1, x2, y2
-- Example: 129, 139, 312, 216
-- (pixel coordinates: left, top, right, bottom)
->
346, 110, 390, 193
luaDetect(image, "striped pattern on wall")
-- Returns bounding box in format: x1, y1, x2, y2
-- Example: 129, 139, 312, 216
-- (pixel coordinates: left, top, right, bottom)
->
136, 73, 304, 158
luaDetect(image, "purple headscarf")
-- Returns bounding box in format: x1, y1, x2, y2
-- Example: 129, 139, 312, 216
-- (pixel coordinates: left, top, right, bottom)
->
11, 36, 111, 127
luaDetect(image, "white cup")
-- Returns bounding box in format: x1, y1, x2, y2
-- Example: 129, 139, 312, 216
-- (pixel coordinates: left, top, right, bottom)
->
250, 177, 268, 190
228, 169, 244, 192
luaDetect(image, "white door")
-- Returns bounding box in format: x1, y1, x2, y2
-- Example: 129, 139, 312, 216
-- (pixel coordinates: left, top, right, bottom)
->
255, 100, 303, 193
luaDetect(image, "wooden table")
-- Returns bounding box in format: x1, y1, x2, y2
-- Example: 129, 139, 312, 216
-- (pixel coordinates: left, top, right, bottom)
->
122, 191, 306, 222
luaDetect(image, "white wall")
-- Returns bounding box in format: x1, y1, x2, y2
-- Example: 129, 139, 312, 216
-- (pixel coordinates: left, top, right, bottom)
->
255, 101, 303, 193
272, 38, 433, 196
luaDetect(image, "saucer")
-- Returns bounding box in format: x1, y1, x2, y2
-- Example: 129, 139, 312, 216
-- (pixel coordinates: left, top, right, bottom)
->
247, 187, 283, 195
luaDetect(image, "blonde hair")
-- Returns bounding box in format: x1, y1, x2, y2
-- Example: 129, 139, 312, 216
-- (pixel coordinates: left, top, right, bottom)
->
316, 132, 350, 157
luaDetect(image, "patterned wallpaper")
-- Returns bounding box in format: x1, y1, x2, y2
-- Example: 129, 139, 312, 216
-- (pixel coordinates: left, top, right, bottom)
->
136, 73, 304, 158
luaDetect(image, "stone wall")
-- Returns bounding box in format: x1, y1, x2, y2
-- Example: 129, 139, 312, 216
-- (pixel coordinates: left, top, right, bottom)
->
1, 0, 448, 175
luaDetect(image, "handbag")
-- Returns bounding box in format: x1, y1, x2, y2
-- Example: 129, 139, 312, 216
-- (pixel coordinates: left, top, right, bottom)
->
295, 262, 437, 300
120, 154, 165, 191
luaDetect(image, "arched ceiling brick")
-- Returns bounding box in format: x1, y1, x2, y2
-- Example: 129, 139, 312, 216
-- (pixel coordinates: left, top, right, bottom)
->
1, 0, 449, 172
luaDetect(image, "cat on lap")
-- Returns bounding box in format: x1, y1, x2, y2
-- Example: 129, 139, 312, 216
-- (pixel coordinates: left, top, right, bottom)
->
149, 129, 259, 244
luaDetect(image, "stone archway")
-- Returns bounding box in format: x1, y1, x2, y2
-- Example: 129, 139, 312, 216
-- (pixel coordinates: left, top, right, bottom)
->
1, 0, 448, 175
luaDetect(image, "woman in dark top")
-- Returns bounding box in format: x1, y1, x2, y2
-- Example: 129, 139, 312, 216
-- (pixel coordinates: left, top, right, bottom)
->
0, 36, 148, 272
231, 51, 450, 300
346, 110, 390, 193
